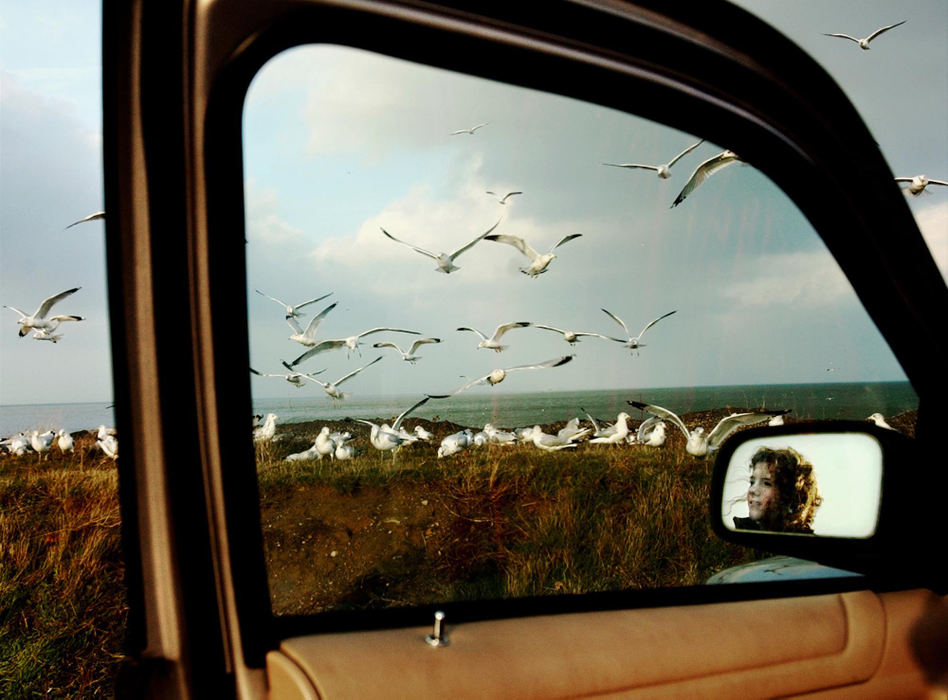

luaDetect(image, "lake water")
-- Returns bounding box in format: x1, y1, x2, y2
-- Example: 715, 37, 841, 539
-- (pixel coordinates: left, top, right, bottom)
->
2, 382, 914, 436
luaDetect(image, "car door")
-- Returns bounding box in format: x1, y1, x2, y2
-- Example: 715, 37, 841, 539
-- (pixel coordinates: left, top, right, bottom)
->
102, 0, 947, 696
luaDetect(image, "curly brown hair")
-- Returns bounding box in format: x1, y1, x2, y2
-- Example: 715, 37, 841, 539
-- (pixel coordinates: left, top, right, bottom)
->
749, 447, 823, 533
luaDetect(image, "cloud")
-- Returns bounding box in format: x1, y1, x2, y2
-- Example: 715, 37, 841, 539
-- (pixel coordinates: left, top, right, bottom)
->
245, 180, 306, 244
721, 250, 851, 309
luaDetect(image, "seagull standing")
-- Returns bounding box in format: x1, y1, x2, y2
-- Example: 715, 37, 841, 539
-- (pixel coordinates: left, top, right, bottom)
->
628, 401, 788, 457
867, 412, 894, 430
588, 412, 632, 444
286, 302, 337, 346
380, 219, 501, 274
451, 122, 488, 135
57, 429, 75, 453
253, 413, 278, 443
601, 308, 677, 352
670, 150, 741, 207
602, 139, 704, 179
256, 289, 332, 320
4, 287, 82, 337
65, 211, 106, 229
30, 430, 56, 458
430, 355, 574, 397
823, 20, 906, 50
373, 337, 441, 363
895, 175, 948, 196
251, 364, 326, 388
458, 322, 531, 352
294, 356, 383, 400
289, 328, 420, 366
484, 232, 582, 277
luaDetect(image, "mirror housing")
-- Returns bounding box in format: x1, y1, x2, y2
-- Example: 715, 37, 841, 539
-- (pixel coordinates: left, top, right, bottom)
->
710, 421, 922, 581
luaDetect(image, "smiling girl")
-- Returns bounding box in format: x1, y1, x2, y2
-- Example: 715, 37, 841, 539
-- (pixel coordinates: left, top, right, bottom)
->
734, 447, 823, 533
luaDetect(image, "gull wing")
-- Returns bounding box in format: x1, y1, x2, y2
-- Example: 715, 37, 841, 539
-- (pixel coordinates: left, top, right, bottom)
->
602, 162, 659, 171
483, 233, 539, 261
491, 321, 532, 341
391, 395, 430, 431
255, 289, 288, 308
636, 416, 664, 442
3, 306, 28, 318
865, 20, 906, 42
35, 287, 81, 319
823, 32, 861, 43
292, 292, 333, 314
65, 211, 106, 229
666, 139, 705, 167
601, 308, 630, 338
627, 400, 691, 440
299, 302, 337, 340
636, 310, 678, 339
581, 407, 602, 433
926, 179, 948, 186
289, 339, 346, 366
449, 218, 502, 259
671, 150, 740, 207
505, 355, 574, 373
285, 315, 303, 334
407, 337, 441, 354
357, 327, 421, 340
334, 356, 383, 387
706, 411, 784, 449
457, 326, 488, 341
280, 360, 326, 378
550, 233, 582, 252
372, 341, 401, 352
380, 227, 439, 260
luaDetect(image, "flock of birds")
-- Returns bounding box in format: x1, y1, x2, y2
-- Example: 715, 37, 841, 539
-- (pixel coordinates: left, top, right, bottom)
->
1, 424, 118, 461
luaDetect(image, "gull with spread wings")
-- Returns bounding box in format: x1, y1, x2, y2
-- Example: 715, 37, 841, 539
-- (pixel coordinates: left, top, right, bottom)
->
373, 337, 441, 363
601, 308, 677, 353
289, 327, 420, 366
484, 232, 582, 277
256, 289, 332, 320
292, 356, 383, 400
823, 20, 905, 50
602, 139, 704, 179
670, 150, 741, 207
458, 321, 531, 352
4, 287, 83, 337
429, 355, 574, 397
286, 301, 337, 347
380, 218, 501, 274
250, 365, 326, 388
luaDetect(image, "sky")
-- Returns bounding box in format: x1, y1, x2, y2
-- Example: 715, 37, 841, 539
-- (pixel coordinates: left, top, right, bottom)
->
1, 0, 946, 406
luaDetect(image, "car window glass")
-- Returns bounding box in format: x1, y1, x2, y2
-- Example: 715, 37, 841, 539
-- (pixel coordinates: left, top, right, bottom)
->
244, 44, 916, 615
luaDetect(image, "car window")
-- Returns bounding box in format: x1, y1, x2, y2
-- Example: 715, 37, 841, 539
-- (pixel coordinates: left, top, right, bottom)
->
243, 44, 918, 616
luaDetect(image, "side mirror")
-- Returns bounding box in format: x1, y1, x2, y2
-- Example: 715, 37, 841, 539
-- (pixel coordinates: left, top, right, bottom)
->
710, 421, 918, 578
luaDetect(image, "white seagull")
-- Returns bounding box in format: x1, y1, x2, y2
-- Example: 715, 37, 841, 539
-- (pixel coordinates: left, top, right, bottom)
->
30, 315, 85, 343
532, 323, 608, 345
429, 355, 574, 397
294, 356, 383, 400
250, 364, 326, 388
484, 232, 582, 277
486, 190, 522, 204
4, 287, 82, 337
636, 418, 667, 447
588, 412, 632, 445
530, 426, 579, 452
57, 429, 75, 453
253, 413, 278, 443
451, 122, 488, 135
30, 430, 56, 457
602, 139, 704, 179
289, 327, 420, 366
380, 218, 501, 274
372, 337, 441, 363
286, 301, 337, 347
457, 321, 531, 352
823, 20, 906, 50
601, 308, 677, 352
65, 211, 106, 229
438, 429, 474, 458
867, 412, 895, 430
895, 175, 948, 196
628, 401, 788, 457
256, 289, 332, 320
356, 395, 431, 455
670, 150, 741, 207
97, 433, 119, 460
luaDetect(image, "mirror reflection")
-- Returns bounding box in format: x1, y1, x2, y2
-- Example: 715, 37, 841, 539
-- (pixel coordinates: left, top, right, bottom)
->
721, 433, 882, 537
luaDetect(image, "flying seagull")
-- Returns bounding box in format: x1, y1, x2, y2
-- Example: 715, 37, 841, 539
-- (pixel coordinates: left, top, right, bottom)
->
65, 211, 106, 229
628, 400, 788, 457
484, 232, 582, 277
356, 395, 432, 455
4, 287, 82, 337
293, 356, 383, 400
486, 190, 523, 204
670, 150, 741, 207
29, 315, 85, 343
372, 337, 441, 363
380, 218, 501, 274
429, 355, 574, 397
895, 175, 948, 196
602, 139, 704, 179
457, 321, 531, 352
289, 327, 420, 366
531, 323, 608, 345
823, 20, 906, 50
286, 301, 337, 347
251, 365, 326, 388
451, 122, 488, 135
601, 308, 677, 352
256, 289, 332, 320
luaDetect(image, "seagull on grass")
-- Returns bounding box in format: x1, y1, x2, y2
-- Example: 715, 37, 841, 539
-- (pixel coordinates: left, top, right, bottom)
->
823, 20, 905, 50
294, 356, 383, 400
484, 232, 582, 277
4, 287, 82, 337
373, 337, 441, 363
380, 219, 501, 274
602, 139, 704, 179
671, 150, 741, 207
253, 413, 278, 443
356, 395, 431, 455
628, 400, 788, 457
458, 321, 531, 352
289, 327, 420, 366
256, 289, 332, 320
429, 355, 573, 397
601, 308, 676, 352
895, 175, 948, 196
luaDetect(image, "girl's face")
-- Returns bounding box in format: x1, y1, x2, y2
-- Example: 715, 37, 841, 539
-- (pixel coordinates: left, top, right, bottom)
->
747, 462, 778, 524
